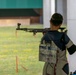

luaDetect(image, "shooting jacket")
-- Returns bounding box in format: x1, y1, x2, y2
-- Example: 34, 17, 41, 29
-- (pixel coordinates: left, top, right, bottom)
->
40, 30, 76, 75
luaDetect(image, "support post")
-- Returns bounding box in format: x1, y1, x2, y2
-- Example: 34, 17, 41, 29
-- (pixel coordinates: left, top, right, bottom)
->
43, 0, 55, 28
16, 56, 18, 73
67, 0, 76, 72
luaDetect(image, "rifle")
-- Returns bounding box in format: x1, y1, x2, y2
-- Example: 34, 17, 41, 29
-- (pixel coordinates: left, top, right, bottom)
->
16, 23, 67, 36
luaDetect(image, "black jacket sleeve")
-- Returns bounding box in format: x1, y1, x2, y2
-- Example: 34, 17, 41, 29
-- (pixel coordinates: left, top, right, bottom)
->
67, 45, 76, 55
63, 33, 76, 55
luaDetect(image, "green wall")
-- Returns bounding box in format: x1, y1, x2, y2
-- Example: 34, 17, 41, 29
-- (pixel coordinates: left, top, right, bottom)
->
0, 0, 43, 8
0, 9, 40, 17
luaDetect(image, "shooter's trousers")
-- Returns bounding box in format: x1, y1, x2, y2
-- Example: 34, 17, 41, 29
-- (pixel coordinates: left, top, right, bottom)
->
43, 50, 69, 75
